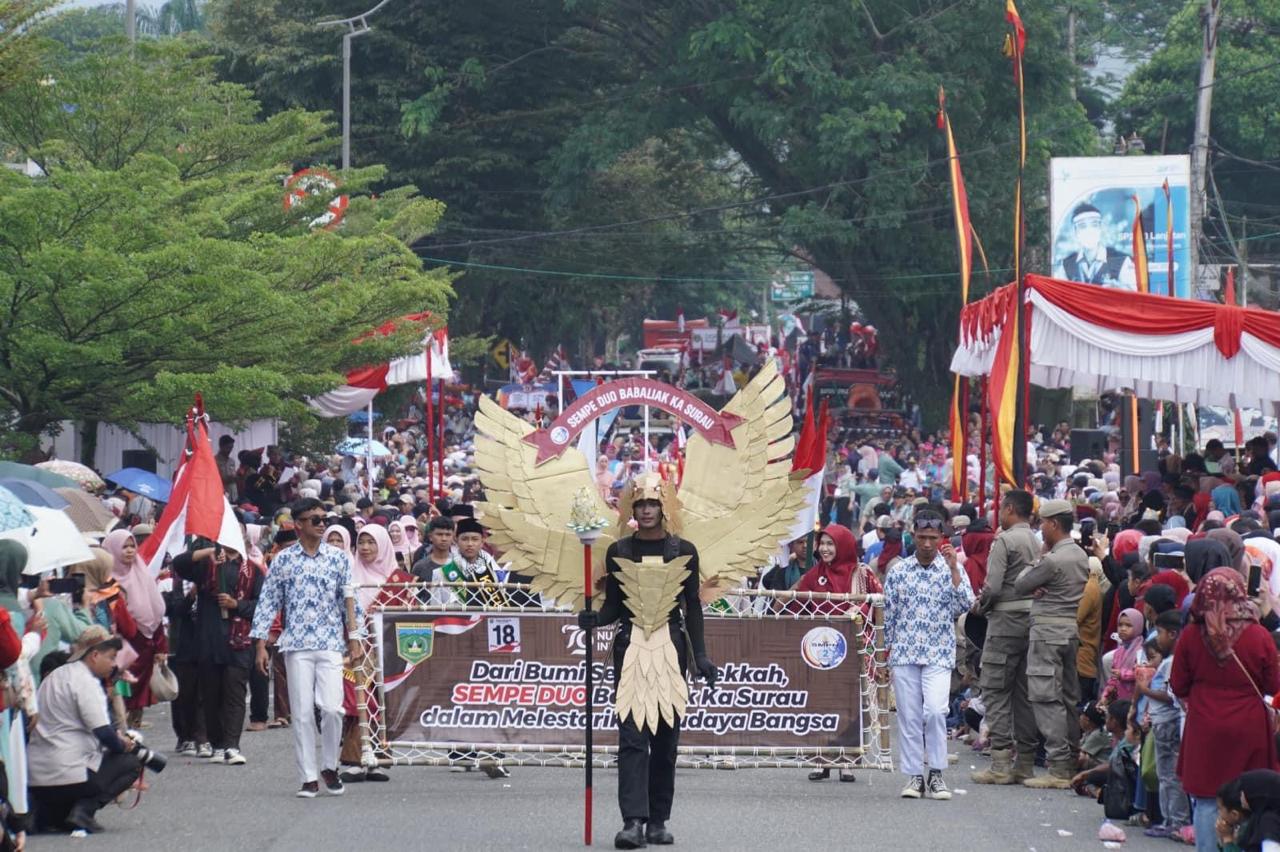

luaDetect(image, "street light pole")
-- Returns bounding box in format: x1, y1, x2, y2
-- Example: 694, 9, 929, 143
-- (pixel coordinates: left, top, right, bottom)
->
316, 0, 397, 172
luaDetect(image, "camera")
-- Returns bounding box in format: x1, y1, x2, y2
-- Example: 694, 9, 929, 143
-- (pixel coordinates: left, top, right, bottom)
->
126, 730, 168, 774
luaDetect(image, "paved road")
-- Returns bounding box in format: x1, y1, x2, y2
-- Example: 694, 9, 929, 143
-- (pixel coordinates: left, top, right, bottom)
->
34, 705, 1169, 851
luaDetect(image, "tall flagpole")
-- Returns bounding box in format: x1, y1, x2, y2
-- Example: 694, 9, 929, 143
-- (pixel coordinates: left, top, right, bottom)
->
425, 343, 436, 495
1006, 0, 1029, 489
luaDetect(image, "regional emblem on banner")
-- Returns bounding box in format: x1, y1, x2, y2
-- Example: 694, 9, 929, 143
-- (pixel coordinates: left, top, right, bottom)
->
396, 624, 435, 665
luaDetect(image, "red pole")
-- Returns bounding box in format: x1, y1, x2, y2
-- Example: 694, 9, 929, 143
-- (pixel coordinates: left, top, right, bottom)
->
437, 373, 446, 499
582, 540, 594, 846
425, 346, 436, 496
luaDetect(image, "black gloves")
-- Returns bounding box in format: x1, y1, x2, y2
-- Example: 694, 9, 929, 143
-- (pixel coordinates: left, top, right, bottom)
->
695, 654, 717, 687
577, 609, 599, 630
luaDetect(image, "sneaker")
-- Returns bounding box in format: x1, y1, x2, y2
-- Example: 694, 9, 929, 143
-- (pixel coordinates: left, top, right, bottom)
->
1144, 825, 1173, 839
901, 775, 925, 799
196, 742, 213, 759
296, 781, 319, 798
482, 763, 511, 779
208, 748, 226, 764
321, 768, 345, 796
927, 770, 952, 800
175, 740, 197, 756
224, 748, 247, 766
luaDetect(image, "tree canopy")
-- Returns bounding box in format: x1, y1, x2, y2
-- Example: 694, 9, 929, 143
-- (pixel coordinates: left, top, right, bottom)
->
0, 39, 452, 452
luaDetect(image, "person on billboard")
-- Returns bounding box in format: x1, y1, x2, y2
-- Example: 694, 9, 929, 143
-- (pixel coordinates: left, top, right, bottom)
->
577, 472, 717, 849
1057, 204, 1137, 290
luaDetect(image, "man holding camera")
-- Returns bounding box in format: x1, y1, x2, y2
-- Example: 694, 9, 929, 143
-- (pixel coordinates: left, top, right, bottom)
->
28, 625, 164, 834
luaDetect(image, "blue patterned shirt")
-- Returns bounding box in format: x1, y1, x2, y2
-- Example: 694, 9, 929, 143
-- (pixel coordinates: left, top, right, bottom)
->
882, 553, 975, 668
250, 542, 360, 653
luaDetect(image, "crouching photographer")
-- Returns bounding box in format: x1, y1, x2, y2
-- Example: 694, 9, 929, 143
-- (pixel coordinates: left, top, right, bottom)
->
27, 626, 165, 834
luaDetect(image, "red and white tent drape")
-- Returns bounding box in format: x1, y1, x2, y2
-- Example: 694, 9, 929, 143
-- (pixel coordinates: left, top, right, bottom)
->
310, 318, 453, 418
951, 274, 1280, 413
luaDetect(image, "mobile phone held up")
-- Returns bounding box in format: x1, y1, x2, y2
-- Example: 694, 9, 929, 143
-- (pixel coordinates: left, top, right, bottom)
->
1249, 562, 1263, 598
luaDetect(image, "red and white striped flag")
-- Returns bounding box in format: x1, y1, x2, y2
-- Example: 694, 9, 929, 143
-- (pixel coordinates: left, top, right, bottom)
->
139, 397, 245, 575
309, 314, 453, 418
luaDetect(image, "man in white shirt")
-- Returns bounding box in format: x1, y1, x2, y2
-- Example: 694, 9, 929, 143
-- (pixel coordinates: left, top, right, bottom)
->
29, 626, 144, 834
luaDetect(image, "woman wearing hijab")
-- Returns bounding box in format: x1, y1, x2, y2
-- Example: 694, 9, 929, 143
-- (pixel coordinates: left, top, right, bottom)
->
387, 520, 413, 572
1185, 538, 1233, 585
103, 529, 168, 728
1172, 568, 1280, 852
1221, 769, 1280, 852
340, 525, 415, 783
1214, 484, 1245, 519
797, 523, 875, 783
1208, 527, 1249, 575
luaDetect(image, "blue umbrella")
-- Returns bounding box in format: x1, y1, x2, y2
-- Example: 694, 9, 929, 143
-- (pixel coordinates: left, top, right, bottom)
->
0, 478, 70, 510
0, 485, 35, 534
335, 437, 393, 458
105, 468, 172, 503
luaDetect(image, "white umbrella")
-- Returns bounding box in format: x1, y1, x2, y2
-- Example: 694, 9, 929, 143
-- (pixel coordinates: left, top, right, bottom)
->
0, 505, 94, 574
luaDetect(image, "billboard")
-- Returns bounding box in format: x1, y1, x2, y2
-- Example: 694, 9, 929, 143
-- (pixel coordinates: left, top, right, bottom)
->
376, 612, 863, 751
1049, 155, 1192, 298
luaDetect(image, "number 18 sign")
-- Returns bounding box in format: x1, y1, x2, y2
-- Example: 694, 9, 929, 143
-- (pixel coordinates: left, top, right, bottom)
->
487, 617, 522, 653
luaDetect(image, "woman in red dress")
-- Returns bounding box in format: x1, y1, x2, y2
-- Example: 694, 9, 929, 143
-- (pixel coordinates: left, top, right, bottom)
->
103, 529, 168, 728
791, 523, 879, 784
1171, 567, 1280, 851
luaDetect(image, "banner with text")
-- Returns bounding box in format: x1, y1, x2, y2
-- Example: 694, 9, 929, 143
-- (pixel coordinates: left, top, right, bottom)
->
377, 613, 862, 750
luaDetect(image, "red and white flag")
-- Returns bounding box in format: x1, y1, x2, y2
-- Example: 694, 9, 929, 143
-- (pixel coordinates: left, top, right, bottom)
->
309, 314, 453, 418
139, 398, 245, 575
787, 392, 829, 543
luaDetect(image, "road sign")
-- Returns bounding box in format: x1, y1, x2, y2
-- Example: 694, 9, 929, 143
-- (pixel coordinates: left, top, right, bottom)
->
490, 338, 511, 370
771, 270, 815, 302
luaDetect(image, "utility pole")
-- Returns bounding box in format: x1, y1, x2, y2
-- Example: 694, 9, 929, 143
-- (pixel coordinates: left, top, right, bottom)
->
316, 0, 397, 172
1189, 0, 1221, 282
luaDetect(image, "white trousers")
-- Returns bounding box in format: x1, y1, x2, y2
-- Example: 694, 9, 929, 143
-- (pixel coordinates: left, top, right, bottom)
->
892, 663, 951, 777
284, 650, 344, 785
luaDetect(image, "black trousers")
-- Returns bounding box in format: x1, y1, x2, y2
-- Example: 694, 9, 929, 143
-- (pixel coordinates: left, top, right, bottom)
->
198, 663, 249, 750
31, 753, 142, 828
613, 624, 685, 823
170, 660, 206, 744
248, 659, 270, 724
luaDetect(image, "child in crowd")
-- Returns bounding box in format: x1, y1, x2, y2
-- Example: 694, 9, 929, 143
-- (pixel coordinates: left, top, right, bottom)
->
1073, 700, 1129, 799
1078, 702, 1112, 770
1137, 610, 1190, 839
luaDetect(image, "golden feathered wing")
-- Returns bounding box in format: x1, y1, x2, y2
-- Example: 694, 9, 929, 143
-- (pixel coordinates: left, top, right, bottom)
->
472, 395, 615, 610
678, 361, 812, 600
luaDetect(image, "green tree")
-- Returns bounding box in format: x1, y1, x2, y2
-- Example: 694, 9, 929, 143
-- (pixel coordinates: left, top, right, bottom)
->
206, 0, 767, 366
0, 40, 452, 453
0, 1, 55, 92
1113, 0, 1280, 284
549, 0, 1096, 418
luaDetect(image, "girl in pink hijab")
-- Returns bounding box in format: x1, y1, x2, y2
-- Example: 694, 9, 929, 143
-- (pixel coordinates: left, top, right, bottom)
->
341, 525, 411, 784
103, 528, 168, 725
1102, 608, 1146, 704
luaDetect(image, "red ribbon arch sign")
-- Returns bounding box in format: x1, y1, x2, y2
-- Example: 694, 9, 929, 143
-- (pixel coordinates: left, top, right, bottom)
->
524, 378, 744, 465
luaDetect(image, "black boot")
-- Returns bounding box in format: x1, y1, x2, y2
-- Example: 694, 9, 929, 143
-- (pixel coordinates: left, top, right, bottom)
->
615, 819, 647, 849
807, 768, 830, 781
646, 820, 674, 845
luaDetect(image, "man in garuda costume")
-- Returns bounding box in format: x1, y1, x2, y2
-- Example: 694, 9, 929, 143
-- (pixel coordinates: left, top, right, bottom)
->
578, 472, 717, 849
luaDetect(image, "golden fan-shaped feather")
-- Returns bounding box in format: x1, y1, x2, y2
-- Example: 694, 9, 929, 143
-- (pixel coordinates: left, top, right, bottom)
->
473, 361, 812, 609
